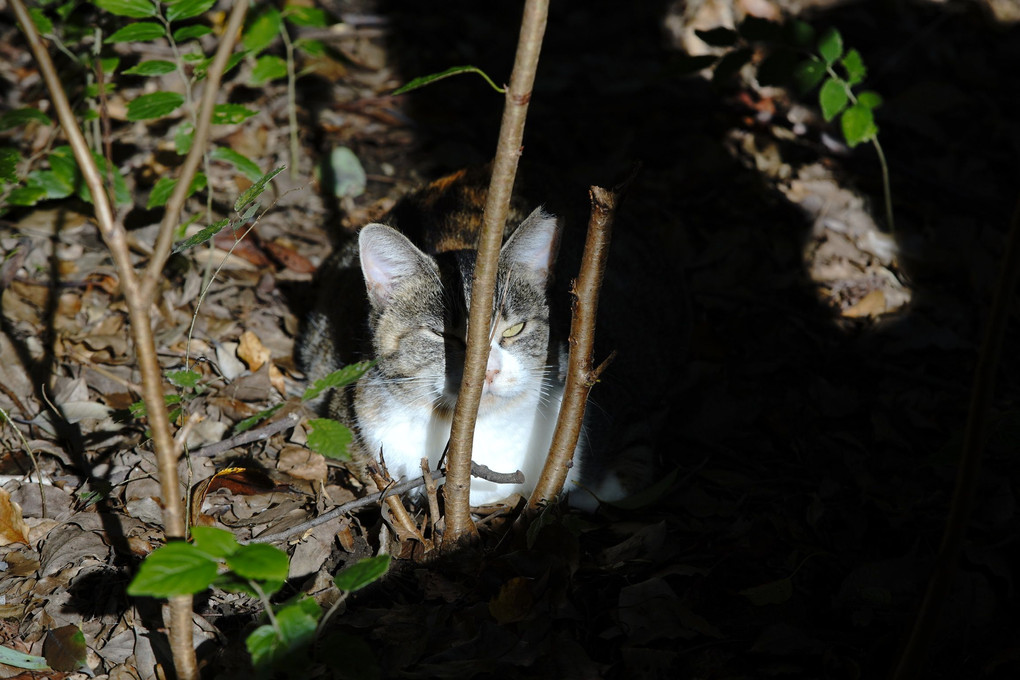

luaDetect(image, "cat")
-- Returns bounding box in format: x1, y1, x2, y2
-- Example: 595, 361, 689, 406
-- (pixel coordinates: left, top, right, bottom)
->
298, 167, 589, 507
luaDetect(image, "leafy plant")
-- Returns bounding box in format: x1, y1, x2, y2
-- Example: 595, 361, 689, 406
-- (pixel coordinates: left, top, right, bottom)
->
129, 526, 390, 674
690, 18, 894, 231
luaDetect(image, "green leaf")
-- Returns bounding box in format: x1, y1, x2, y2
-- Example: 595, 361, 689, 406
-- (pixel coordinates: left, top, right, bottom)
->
173, 24, 212, 41
92, 0, 156, 18
191, 526, 239, 558
0, 148, 19, 183
226, 543, 289, 581
841, 102, 878, 147
234, 166, 285, 212
80, 151, 130, 206
251, 55, 288, 85
233, 403, 284, 434
284, 5, 328, 27
393, 65, 504, 96
276, 597, 320, 642
46, 146, 79, 191
26, 170, 74, 199
246, 599, 319, 668
785, 19, 815, 48
6, 186, 47, 206
124, 60, 176, 76
0, 645, 49, 671
306, 418, 353, 460
712, 47, 752, 83
330, 147, 366, 198
857, 90, 883, 110
303, 361, 375, 401
817, 27, 843, 64
819, 78, 849, 121
244, 7, 282, 54
172, 218, 230, 254
0, 107, 52, 131
246, 624, 281, 668
166, 0, 215, 22
129, 393, 182, 418
167, 368, 201, 389
211, 104, 258, 125
127, 91, 185, 120
294, 38, 325, 57
694, 26, 738, 47
174, 122, 194, 154
335, 555, 390, 592
840, 48, 866, 86
147, 173, 207, 209
210, 147, 263, 182
793, 58, 826, 93
29, 8, 53, 34
105, 21, 165, 43
127, 541, 219, 596
194, 51, 247, 81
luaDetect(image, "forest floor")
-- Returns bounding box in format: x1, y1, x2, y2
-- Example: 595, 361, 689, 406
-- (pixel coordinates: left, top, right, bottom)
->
2, 0, 1020, 678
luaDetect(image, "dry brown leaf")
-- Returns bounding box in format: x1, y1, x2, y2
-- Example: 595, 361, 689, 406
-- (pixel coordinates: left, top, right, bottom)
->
237, 330, 271, 372
843, 289, 885, 318
488, 577, 533, 624
0, 487, 30, 546
277, 445, 328, 482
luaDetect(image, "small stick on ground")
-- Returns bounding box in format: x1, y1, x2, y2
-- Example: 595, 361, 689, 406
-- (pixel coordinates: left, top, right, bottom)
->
421, 457, 442, 539
528, 185, 619, 509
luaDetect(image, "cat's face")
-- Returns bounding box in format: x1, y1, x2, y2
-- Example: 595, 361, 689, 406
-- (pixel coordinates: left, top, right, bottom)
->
358, 208, 558, 415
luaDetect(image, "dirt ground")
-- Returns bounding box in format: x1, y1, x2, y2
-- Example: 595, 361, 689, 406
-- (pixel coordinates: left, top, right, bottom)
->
2, 0, 1020, 678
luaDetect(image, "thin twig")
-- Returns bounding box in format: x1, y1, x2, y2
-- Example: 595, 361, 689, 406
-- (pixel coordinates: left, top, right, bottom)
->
190, 411, 300, 458
0, 407, 46, 517
528, 186, 618, 508
443, 0, 550, 546
892, 189, 1020, 679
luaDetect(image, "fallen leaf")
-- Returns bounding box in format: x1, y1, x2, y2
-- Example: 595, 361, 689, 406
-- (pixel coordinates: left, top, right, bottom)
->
0, 487, 31, 546
237, 330, 271, 373
843, 289, 885, 318
489, 577, 533, 624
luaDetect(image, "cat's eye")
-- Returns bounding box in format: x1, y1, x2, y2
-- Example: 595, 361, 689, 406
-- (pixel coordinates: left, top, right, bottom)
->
502, 321, 525, 338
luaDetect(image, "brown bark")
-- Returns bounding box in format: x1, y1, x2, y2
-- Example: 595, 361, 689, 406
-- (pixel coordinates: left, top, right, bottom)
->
442, 0, 549, 545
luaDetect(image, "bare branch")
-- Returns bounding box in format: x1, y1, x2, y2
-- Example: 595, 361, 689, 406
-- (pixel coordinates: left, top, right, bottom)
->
443, 0, 550, 545
191, 411, 301, 458
528, 186, 618, 508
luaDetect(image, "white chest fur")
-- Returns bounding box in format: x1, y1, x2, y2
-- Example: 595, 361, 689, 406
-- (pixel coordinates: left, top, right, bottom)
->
361, 378, 571, 505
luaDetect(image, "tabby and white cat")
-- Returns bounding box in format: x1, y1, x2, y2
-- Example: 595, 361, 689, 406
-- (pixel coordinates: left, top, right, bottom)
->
299, 168, 588, 506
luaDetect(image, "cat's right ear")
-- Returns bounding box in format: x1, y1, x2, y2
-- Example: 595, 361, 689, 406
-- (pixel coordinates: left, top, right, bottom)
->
359, 225, 434, 309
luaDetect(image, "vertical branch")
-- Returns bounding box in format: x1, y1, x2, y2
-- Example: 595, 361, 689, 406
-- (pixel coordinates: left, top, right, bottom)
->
528, 186, 617, 508
442, 0, 549, 544
11, 3, 247, 678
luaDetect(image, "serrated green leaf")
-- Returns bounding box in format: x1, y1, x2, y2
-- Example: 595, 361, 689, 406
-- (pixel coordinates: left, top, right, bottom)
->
303, 361, 375, 401
817, 27, 843, 64
172, 218, 230, 253
191, 526, 239, 558
0, 107, 52, 131
306, 418, 352, 460
127, 91, 184, 120
841, 102, 878, 147
210, 147, 263, 182
251, 55, 288, 85
284, 5, 327, 28
0, 645, 49, 671
105, 21, 165, 43
712, 47, 752, 83
174, 123, 194, 155
127, 541, 219, 596
147, 173, 207, 209
26, 170, 74, 199
393, 65, 504, 96
226, 543, 289, 582
166, 0, 215, 22
276, 597, 320, 641
29, 8, 53, 34
233, 403, 284, 434
857, 90, 883, 110
211, 104, 257, 125
246, 599, 319, 669
793, 58, 826, 93
841, 48, 866, 86
7, 186, 47, 206
246, 624, 280, 668
167, 368, 201, 389
335, 555, 390, 592
294, 37, 326, 57
234, 166, 285, 212
244, 7, 282, 54
0, 148, 19, 183
124, 60, 176, 76
694, 26, 738, 47
819, 78, 849, 121
92, 0, 156, 18
173, 24, 212, 41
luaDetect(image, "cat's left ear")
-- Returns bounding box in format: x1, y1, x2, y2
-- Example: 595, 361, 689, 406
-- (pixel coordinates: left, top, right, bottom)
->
501, 207, 559, 285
